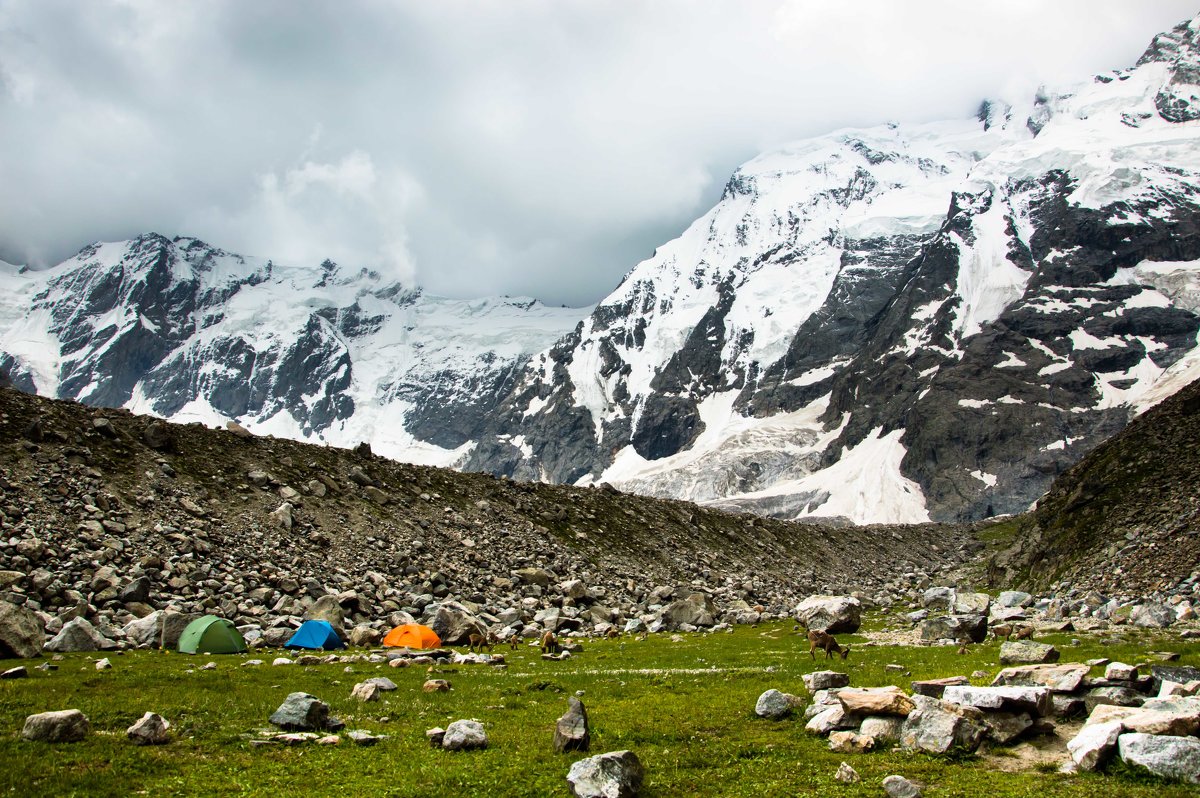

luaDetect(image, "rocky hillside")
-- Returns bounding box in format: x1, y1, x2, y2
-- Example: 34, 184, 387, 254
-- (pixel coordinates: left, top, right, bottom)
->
986, 375, 1200, 600
0, 385, 975, 647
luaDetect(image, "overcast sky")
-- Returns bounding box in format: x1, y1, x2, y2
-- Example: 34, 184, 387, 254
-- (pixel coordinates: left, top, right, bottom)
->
0, 1, 1195, 306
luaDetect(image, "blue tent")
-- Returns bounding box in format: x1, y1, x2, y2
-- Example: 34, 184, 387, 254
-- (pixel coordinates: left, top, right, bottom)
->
284, 620, 346, 650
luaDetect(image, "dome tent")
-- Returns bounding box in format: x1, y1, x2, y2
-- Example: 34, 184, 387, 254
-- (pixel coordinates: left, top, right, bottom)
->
177, 616, 248, 654
382, 623, 441, 649
284, 620, 346, 650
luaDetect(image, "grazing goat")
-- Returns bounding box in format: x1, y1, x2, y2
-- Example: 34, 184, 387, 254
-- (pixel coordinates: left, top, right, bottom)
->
540, 630, 560, 655
468, 631, 496, 653
807, 629, 850, 660
991, 623, 1034, 641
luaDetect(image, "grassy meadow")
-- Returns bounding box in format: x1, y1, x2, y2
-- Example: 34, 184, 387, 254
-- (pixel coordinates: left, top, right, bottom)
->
0, 619, 1197, 797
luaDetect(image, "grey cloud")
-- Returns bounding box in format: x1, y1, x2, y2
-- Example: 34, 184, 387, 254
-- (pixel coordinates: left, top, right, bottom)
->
0, 0, 1195, 306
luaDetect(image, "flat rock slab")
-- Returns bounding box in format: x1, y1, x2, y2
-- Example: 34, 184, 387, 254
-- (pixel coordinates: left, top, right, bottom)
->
999, 641, 1059, 665
942, 685, 1053, 718
838, 687, 915, 717
991, 663, 1089, 693
803, 671, 849, 692
911, 676, 968, 698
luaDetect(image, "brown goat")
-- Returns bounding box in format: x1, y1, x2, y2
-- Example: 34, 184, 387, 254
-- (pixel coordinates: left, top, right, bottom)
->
807, 629, 850, 660
540, 630, 560, 655
468, 631, 496, 653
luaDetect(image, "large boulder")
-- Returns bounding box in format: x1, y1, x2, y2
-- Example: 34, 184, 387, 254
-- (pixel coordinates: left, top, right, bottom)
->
122, 611, 193, 649
952, 592, 991, 616
426, 601, 485, 645
995, 591, 1032, 608
21, 709, 90, 742
303, 595, 346, 632
1118, 733, 1200, 783
899, 695, 987, 755
918, 615, 986, 643
921, 587, 955, 612
567, 750, 644, 798
1129, 603, 1174, 628
659, 593, 716, 630
0, 601, 44, 658
794, 596, 861, 634
45, 617, 114, 653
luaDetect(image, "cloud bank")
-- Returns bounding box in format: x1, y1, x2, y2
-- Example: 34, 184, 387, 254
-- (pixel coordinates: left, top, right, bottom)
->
0, 1, 1195, 305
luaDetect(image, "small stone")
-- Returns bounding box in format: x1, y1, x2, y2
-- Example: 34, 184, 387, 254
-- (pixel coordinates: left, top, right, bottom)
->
316, 735, 341, 745
126, 712, 170, 745
1, 666, 28, 679
272, 658, 293, 666
347, 729, 383, 746
754, 689, 794, 720
201, 662, 216, 671
567, 750, 644, 798
1105, 662, 1138, 681
882, 774, 922, 798
351, 682, 382, 702
95, 658, 112, 670
269, 692, 330, 731
442, 719, 487, 751
834, 761, 860, 783
423, 679, 451, 692
829, 730, 875, 753
426, 727, 446, 747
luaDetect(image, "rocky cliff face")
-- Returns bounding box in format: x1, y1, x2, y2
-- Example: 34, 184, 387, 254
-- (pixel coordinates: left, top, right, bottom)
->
464, 15, 1200, 524
0, 235, 585, 466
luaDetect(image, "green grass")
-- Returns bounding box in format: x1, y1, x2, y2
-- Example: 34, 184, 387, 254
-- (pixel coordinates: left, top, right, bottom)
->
0, 622, 1197, 797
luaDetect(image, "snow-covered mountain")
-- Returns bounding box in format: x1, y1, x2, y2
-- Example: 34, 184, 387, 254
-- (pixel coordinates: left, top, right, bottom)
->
462, 15, 1200, 523
4, 16, 1200, 525
0, 235, 587, 465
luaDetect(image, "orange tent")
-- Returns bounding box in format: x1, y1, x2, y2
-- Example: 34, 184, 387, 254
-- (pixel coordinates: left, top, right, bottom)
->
382, 623, 442, 649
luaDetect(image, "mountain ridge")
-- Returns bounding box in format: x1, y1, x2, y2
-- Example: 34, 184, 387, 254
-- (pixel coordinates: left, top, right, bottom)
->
3, 16, 1200, 525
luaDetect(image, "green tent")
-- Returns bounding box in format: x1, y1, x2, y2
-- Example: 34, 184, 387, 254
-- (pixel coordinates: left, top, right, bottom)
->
177, 616, 248, 654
